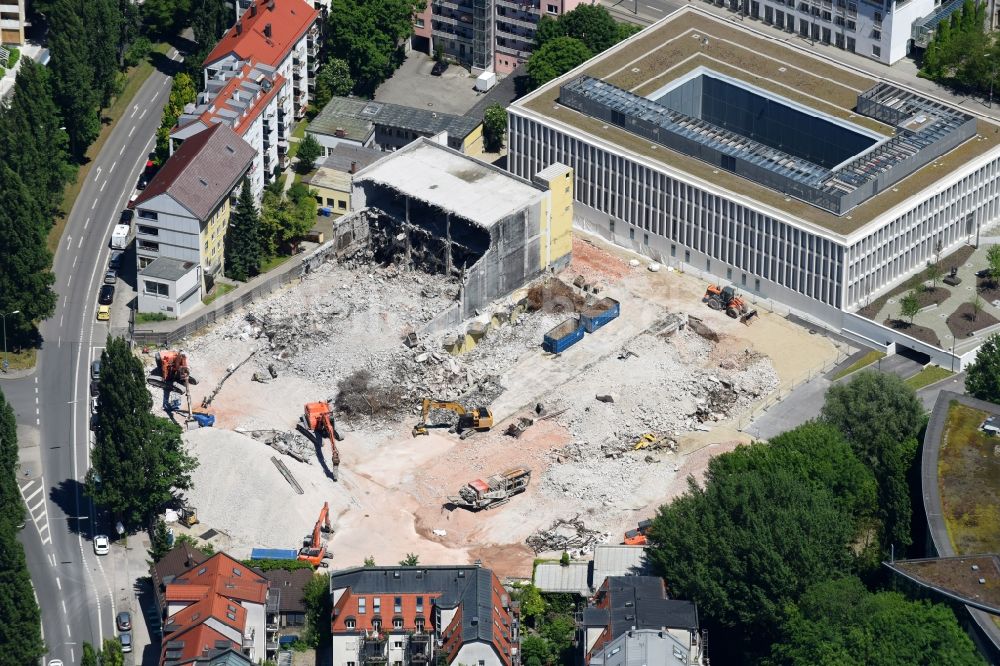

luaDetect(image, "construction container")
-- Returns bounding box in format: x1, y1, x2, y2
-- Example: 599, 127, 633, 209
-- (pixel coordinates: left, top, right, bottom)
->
543, 317, 584, 353
581, 297, 621, 333
250, 548, 299, 560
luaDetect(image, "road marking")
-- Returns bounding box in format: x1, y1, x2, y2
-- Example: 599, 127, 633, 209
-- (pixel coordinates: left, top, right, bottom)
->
34, 387, 38, 394
65, 235, 72, 249
67, 274, 72, 286
130, 104, 138, 118
73, 256, 77, 268
62, 295, 67, 308
100, 180, 107, 192
84, 217, 90, 230
646, 4, 663, 10
49, 553, 56, 567
94, 166, 102, 181
24, 484, 43, 503
61, 600, 66, 614
20, 478, 52, 546
65, 623, 71, 637
120, 145, 125, 155
70, 648, 75, 664
128, 126, 135, 137
91, 199, 97, 209
56, 577, 61, 590
140, 108, 147, 119
162, 78, 169, 87
29, 497, 44, 514
78, 236, 83, 248
110, 160, 117, 173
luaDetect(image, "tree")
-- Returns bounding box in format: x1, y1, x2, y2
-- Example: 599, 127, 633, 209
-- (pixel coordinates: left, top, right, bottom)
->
987, 244, 1000, 284
900, 290, 920, 324
534, 15, 564, 47
558, 4, 620, 53
141, 0, 191, 37
520, 635, 551, 666
527, 36, 592, 90
261, 183, 317, 254
0, 165, 57, 346
155, 72, 197, 162
190, 0, 229, 52
516, 583, 547, 624
483, 103, 507, 152
49, 0, 102, 159
101, 637, 124, 666
647, 423, 874, 648
148, 518, 172, 562
225, 180, 263, 282
399, 553, 420, 566
767, 578, 983, 666
926, 262, 942, 290
303, 573, 332, 647
314, 57, 354, 110
83, 0, 124, 107
822, 372, 923, 552
81, 642, 98, 666
0, 390, 24, 533
966, 333, 1000, 402
295, 135, 323, 174
364, 555, 376, 567
85, 336, 197, 528
970, 293, 984, 322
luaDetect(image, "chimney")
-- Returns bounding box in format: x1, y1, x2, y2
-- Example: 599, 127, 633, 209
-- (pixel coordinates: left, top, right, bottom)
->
236, 21, 243, 35
250, 3, 257, 16
267, 0, 276, 9
349, 160, 358, 174
264, 23, 272, 38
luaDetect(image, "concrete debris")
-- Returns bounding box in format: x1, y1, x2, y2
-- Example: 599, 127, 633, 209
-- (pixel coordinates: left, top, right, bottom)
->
526, 516, 607, 554
595, 394, 615, 404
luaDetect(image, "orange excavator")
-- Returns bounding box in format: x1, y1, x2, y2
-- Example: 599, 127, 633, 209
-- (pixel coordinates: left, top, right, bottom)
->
623, 519, 653, 546
149, 350, 200, 417
704, 284, 750, 319
297, 502, 334, 567
297, 401, 343, 481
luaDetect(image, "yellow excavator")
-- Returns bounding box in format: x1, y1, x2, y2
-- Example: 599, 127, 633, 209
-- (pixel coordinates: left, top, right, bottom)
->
412, 398, 494, 439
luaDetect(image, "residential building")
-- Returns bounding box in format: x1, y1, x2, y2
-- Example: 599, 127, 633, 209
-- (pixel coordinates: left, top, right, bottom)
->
138, 258, 202, 319
302, 144, 383, 217
413, 0, 494, 73
346, 137, 573, 318
508, 7, 1000, 368
0, 0, 25, 45
134, 123, 256, 299
173, 58, 285, 197
493, 0, 585, 74
262, 568, 313, 628
578, 576, 704, 666
329, 564, 518, 666
159, 552, 277, 665
308, 96, 486, 156
152, 543, 212, 633
238, 0, 331, 19
205, 0, 320, 122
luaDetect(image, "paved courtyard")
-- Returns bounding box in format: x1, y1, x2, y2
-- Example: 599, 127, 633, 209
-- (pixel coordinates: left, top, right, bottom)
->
374, 52, 484, 116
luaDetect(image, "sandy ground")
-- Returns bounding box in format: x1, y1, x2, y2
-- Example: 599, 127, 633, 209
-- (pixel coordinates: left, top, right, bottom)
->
167, 232, 840, 578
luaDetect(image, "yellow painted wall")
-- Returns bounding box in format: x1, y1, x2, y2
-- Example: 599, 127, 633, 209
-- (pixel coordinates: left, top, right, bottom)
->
312, 184, 352, 218
201, 196, 231, 271
537, 165, 574, 267
461, 124, 485, 158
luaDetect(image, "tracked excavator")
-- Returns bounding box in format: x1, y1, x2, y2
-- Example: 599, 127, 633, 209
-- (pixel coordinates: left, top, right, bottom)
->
297, 502, 334, 567
297, 401, 343, 481
412, 398, 494, 439
149, 350, 202, 419
447, 468, 531, 511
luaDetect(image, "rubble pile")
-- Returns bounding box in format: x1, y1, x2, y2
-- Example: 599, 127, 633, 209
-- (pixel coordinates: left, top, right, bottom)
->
526, 516, 608, 554
541, 329, 779, 505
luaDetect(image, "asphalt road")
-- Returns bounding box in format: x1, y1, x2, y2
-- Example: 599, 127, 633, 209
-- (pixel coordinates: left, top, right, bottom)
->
2, 49, 179, 665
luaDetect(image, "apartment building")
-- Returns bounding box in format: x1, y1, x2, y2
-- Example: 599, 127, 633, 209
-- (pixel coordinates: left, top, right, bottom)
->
493, 0, 585, 74
173, 58, 285, 197
578, 577, 704, 666
134, 123, 255, 304
0, 0, 25, 45
238, 0, 331, 18
329, 565, 519, 666
412, 0, 495, 73
205, 0, 320, 122
159, 552, 277, 666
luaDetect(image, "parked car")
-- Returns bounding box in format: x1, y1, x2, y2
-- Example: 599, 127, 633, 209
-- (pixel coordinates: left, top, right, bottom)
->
116, 611, 132, 632
90, 359, 101, 381
90, 379, 99, 397
98, 285, 115, 305
108, 251, 123, 270
47, 661, 63, 666
119, 209, 134, 226
119, 631, 132, 653
96, 305, 111, 322
137, 174, 149, 190
431, 60, 449, 76
93, 534, 110, 555
104, 269, 117, 285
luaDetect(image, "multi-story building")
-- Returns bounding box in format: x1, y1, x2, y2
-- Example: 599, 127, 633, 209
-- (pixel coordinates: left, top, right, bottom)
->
577, 577, 704, 666
413, 0, 495, 73
493, 0, 585, 74
508, 7, 1000, 367
134, 123, 256, 306
173, 58, 285, 196
159, 552, 277, 666
329, 564, 519, 665
302, 144, 383, 217
0, 0, 25, 46
238, 0, 331, 19
710, 0, 935, 65
205, 0, 320, 123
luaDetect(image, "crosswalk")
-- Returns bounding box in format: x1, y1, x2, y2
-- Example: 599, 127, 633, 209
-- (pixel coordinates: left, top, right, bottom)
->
19, 477, 51, 546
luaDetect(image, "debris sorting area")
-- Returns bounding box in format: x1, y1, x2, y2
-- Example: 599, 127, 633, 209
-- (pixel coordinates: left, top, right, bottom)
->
156, 234, 840, 577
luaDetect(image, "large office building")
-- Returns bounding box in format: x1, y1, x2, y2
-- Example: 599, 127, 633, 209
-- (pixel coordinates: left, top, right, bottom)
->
508, 7, 1000, 361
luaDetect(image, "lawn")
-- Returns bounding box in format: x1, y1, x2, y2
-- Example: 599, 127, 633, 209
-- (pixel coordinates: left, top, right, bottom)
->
904, 365, 954, 390
202, 283, 235, 305
47, 42, 173, 254
1, 348, 37, 373
832, 350, 885, 380
135, 312, 174, 325
259, 254, 293, 273
939, 402, 1000, 555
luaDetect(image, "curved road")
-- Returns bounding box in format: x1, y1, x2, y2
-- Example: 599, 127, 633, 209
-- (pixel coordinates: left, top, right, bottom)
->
2, 49, 179, 665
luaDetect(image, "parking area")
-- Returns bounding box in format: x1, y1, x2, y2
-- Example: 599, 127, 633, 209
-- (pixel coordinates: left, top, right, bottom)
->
373, 52, 483, 115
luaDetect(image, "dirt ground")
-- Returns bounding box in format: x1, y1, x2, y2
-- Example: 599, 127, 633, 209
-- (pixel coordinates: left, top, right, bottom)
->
165, 232, 840, 579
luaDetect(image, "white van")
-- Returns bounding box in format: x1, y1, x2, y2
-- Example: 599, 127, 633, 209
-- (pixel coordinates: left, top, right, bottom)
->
110, 224, 131, 250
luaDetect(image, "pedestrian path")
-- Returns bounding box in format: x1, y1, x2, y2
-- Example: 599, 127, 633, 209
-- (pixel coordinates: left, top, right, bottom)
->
19, 476, 51, 545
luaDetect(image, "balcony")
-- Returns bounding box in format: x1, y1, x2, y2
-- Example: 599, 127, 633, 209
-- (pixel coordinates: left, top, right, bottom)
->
360, 634, 388, 665
496, 13, 538, 30
407, 633, 432, 663
496, 0, 540, 9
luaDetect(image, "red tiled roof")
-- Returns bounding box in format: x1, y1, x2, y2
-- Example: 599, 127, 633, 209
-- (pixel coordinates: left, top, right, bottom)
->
173, 551, 269, 605
204, 0, 318, 69
183, 61, 285, 139
161, 623, 239, 665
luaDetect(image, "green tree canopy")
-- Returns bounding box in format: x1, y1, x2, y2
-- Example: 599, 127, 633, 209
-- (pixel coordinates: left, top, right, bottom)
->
314, 57, 355, 110
534, 15, 564, 47
527, 36, 592, 90
86, 336, 197, 528
155, 72, 198, 161
303, 573, 332, 647
900, 291, 920, 323
557, 4, 620, 53
295, 135, 323, 174
49, 0, 102, 158
0, 390, 23, 533
483, 103, 507, 152
225, 179, 263, 282
261, 183, 317, 254
987, 244, 1000, 283
141, 0, 192, 37
766, 578, 983, 666
83, 0, 124, 107
966, 333, 1000, 402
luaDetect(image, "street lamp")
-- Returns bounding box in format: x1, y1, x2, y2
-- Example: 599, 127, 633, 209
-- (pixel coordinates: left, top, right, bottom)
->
1, 310, 20, 373
950, 334, 956, 372
986, 54, 998, 109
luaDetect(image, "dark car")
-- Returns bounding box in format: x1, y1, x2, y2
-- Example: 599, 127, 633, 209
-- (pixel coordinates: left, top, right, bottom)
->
89, 380, 99, 397
98, 285, 115, 305
108, 251, 123, 270
116, 611, 131, 632
431, 60, 449, 76
137, 175, 149, 190
119, 209, 134, 226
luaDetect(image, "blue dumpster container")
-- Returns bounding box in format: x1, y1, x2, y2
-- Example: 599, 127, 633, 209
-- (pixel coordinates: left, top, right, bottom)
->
543, 317, 584, 353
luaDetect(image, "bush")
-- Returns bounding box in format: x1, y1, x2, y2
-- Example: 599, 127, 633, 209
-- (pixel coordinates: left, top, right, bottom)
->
124, 37, 152, 68
5, 47, 19, 70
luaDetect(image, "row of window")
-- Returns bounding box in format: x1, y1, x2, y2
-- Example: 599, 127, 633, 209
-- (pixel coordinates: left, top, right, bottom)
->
356, 596, 423, 615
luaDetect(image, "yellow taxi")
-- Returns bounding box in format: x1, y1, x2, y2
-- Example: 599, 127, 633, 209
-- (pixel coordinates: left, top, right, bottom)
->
96, 305, 111, 322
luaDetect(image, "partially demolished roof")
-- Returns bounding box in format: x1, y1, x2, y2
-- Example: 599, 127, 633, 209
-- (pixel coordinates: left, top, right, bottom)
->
352, 138, 547, 228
